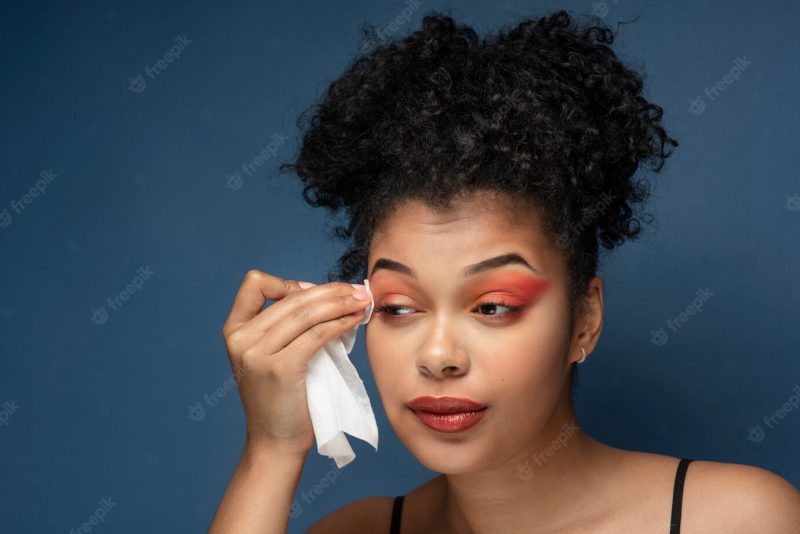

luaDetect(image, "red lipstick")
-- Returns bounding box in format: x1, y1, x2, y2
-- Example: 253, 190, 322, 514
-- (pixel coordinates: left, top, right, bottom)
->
407, 396, 488, 433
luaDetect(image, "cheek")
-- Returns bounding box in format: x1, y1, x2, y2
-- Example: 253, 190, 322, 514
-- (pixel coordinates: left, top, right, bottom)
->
365, 328, 404, 404
471, 328, 566, 456
469, 304, 569, 406
471, 322, 563, 385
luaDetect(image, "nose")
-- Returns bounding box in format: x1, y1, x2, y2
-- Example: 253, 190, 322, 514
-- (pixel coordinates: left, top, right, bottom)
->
415, 322, 470, 379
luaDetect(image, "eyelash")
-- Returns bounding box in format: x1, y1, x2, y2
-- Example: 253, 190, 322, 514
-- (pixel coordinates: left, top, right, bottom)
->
373, 299, 523, 322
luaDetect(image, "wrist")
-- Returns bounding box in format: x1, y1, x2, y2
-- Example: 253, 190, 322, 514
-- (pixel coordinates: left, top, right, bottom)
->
242, 437, 310, 466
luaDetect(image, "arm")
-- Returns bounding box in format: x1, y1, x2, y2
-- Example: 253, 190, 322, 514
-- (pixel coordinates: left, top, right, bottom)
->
209, 440, 307, 534
211, 272, 369, 532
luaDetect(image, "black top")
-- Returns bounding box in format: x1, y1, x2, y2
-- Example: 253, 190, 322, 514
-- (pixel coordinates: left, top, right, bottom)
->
390, 458, 693, 534
669, 458, 693, 533
389, 494, 404, 534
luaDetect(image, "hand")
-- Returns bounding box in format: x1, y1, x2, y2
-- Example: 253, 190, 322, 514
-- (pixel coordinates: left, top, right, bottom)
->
221, 270, 370, 457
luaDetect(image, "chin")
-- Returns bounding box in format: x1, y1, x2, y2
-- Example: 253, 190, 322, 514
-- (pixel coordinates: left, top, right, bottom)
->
410, 444, 486, 475
394, 415, 493, 475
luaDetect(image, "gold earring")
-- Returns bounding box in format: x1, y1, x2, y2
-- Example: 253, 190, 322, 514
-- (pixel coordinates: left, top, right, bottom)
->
577, 347, 588, 363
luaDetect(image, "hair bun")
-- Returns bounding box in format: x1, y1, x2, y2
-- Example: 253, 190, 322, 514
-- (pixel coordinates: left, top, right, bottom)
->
279, 9, 678, 303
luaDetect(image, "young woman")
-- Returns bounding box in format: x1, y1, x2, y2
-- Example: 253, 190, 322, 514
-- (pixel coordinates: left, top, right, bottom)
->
210, 10, 800, 533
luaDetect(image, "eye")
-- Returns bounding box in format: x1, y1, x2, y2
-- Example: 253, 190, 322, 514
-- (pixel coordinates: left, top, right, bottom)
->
373, 299, 523, 322
373, 304, 416, 317
475, 299, 523, 321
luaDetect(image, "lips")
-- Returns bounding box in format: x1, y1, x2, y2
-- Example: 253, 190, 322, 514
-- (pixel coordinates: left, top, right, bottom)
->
406, 396, 487, 414
407, 396, 488, 433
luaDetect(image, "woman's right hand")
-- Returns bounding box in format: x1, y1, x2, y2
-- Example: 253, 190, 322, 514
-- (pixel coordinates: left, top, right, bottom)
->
221, 269, 371, 457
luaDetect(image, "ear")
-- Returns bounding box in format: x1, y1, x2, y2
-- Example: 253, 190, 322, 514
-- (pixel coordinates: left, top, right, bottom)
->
568, 275, 604, 364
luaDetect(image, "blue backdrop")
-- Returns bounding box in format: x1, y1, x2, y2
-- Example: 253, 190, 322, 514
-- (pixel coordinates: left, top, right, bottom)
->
1, 1, 798, 532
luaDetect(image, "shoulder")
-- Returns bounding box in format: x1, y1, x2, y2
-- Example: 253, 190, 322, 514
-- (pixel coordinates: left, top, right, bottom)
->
307, 495, 396, 534
590, 447, 799, 533
306, 476, 441, 533
682, 459, 800, 533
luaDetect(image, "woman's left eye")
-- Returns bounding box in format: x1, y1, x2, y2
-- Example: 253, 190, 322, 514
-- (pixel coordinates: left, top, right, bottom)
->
476, 301, 519, 317
374, 300, 521, 320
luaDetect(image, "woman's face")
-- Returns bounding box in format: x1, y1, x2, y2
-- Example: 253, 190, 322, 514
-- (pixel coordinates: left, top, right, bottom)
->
365, 192, 578, 474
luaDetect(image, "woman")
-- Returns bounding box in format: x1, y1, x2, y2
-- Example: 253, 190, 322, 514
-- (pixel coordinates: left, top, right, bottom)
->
210, 10, 800, 533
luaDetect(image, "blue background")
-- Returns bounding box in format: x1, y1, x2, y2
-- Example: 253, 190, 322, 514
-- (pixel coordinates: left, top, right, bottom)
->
1, 0, 798, 532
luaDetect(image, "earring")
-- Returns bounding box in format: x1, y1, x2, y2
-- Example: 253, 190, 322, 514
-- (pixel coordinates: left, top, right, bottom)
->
576, 347, 588, 363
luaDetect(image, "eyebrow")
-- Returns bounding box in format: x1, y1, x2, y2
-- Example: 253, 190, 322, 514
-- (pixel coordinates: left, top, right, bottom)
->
369, 253, 541, 279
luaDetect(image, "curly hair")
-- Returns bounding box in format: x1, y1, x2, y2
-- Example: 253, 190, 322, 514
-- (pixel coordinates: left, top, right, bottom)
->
278, 8, 678, 398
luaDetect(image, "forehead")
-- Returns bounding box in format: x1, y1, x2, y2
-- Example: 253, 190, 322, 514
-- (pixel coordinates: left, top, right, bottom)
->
367, 192, 559, 278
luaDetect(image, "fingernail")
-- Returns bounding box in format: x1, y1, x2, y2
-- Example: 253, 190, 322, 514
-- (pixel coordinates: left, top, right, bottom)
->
351, 284, 368, 300
299, 281, 316, 289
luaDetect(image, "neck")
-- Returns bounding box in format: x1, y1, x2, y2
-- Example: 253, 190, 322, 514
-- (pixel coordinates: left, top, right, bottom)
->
436, 388, 622, 533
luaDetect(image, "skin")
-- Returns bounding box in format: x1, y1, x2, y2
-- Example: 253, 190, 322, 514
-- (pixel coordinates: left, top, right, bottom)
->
308, 189, 800, 533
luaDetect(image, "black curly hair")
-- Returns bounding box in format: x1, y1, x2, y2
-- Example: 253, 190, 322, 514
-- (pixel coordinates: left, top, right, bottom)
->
278, 8, 678, 399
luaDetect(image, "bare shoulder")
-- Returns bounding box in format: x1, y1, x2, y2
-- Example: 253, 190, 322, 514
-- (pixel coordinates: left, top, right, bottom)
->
306, 495, 395, 534
306, 476, 442, 533
595, 446, 800, 533
682, 459, 800, 533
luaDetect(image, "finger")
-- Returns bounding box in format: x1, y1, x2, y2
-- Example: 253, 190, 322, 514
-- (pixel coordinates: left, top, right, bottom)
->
271, 310, 368, 372
247, 281, 368, 337
222, 270, 306, 338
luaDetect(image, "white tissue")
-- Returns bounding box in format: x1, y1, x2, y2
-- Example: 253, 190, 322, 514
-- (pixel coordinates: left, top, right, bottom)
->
305, 278, 378, 468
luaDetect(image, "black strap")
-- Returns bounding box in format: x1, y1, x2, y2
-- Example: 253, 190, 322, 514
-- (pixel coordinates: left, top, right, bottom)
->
669, 458, 693, 534
390, 495, 404, 534
391, 463, 691, 534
